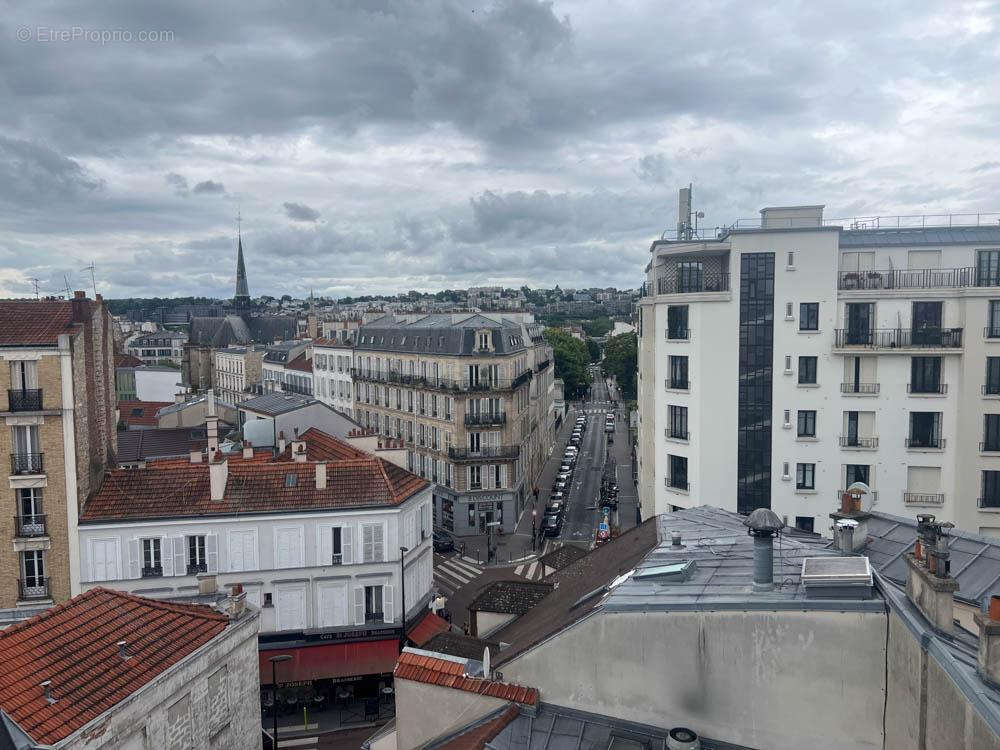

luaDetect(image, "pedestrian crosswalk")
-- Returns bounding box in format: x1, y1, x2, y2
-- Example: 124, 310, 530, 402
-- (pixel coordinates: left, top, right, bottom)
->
433, 555, 484, 596
513, 560, 546, 581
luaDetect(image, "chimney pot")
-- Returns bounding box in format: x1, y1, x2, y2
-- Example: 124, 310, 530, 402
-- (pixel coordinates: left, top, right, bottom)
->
74, 290, 85, 299
671, 531, 682, 547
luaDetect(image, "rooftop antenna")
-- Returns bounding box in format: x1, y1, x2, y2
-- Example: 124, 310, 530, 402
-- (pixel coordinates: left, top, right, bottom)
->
30, 278, 40, 299
81, 262, 97, 297
60, 274, 73, 299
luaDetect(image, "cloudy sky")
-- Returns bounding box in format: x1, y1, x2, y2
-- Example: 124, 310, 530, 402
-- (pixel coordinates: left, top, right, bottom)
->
1, 0, 999, 299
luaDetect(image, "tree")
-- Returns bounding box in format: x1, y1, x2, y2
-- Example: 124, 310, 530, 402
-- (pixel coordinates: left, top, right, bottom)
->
582, 317, 613, 338
602, 332, 637, 400
544, 327, 591, 400
586, 337, 601, 363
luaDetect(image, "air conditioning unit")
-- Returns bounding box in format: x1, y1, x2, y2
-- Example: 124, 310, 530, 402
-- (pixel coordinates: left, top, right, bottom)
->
667, 727, 701, 750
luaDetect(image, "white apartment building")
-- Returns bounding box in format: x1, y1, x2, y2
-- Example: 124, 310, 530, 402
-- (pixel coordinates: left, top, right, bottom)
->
213, 345, 265, 407
126, 330, 188, 367
638, 200, 1000, 536
312, 338, 355, 417
261, 342, 313, 396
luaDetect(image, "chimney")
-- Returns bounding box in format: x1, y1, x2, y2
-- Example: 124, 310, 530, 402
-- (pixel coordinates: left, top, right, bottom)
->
70, 290, 88, 323
226, 583, 247, 618
206, 391, 219, 455
670, 531, 683, 548
291, 428, 306, 461
277, 430, 287, 454
315, 461, 327, 489
117, 640, 131, 660
197, 572, 217, 595
830, 482, 872, 553
242, 440, 253, 459
209, 455, 228, 501
40, 680, 57, 704
744, 508, 785, 592
905, 515, 959, 632
975, 596, 1000, 687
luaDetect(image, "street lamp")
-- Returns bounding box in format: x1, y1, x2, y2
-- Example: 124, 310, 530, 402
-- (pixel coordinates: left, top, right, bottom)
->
399, 546, 408, 653
268, 654, 292, 750
531, 509, 538, 550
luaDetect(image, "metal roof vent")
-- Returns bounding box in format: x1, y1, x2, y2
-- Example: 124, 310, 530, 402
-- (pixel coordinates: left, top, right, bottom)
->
40, 680, 57, 704
634, 560, 697, 582
801, 557, 873, 599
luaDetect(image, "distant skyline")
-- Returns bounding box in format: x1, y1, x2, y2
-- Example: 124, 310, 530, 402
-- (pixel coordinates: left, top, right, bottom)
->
2, 1, 999, 299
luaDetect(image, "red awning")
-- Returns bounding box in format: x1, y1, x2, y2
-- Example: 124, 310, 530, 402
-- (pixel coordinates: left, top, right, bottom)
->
407, 611, 451, 647
259, 639, 400, 685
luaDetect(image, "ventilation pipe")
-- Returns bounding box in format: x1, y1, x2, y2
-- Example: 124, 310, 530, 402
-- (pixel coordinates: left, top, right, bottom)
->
744, 508, 785, 592
40, 680, 56, 704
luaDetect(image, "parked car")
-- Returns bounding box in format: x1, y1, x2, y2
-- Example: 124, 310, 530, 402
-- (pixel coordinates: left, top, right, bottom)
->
545, 502, 563, 517
433, 530, 455, 553
550, 491, 566, 503
553, 480, 568, 492
559, 463, 572, 473
557, 471, 572, 482
543, 515, 562, 537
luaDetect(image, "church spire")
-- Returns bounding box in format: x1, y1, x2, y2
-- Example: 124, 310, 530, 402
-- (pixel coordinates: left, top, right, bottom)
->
234, 210, 250, 305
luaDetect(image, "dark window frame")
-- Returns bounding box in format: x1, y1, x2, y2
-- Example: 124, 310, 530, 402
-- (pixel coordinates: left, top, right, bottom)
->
799, 302, 819, 331
796, 462, 816, 490
798, 356, 818, 385
797, 410, 816, 437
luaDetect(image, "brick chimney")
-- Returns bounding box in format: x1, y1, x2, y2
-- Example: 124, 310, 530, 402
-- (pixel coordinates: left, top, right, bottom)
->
975, 596, 1000, 687
830, 485, 872, 553
905, 515, 959, 632
315, 461, 327, 489
209, 453, 228, 502
242, 440, 253, 460
291, 427, 306, 462
277, 430, 286, 454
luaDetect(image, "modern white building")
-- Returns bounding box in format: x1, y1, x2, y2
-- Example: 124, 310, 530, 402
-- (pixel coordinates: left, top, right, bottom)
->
638, 199, 1000, 536
312, 337, 355, 417
126, 330, 188, 367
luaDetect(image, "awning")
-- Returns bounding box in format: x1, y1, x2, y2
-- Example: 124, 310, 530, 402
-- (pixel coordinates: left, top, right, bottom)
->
259, 639, 400, 685
407, 611, 450, 647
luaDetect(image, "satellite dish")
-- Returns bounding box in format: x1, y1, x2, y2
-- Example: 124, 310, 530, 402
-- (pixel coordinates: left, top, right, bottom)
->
482, 646, 491, 679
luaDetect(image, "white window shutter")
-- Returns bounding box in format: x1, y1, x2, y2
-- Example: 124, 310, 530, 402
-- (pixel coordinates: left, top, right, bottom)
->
173, 536, 186, 576
205, 534, 218, 573
362, 524, 373, 563
318, 526, 333, 566
383, 584, 395, 624
375, 525, 385, 562
128, 539, 141, 579
160, 536, 174, 577
342, 524, 353, 564
353, 587, 365, 625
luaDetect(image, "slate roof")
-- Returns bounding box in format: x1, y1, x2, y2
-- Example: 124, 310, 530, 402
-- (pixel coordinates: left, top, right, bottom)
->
357, 314, 528, 356
188, 314, 296, 347
286, 353, 313, 372
81, 429, 428, 522
313, 337, 353, 348
469, 581, 553, 615
0, 300, 75, 347
537, 545, 588, 572
0, 588, 228, 746
839, 225, 1000, 248
114, 352, 145, 368
117, 428, 207, 463
493, 519, 659, 666
239, 391, 317, 415
394, 649, 538, 706
422, 632, 500, 661
864, 512, 1000, 605
118, 400, 173, 428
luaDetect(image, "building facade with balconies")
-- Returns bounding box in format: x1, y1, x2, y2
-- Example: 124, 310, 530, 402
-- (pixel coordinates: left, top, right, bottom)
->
0, 293, 116, 613
352, 313, 554, 537
212, 344, 265, 407
637, 200, 1000, 536
312, 338, 355, 417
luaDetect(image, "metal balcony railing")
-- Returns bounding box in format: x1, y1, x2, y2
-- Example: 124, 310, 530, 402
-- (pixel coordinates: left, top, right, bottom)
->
840, 382, 880, 394
14, 514, 46, 538
666, 378, 690, 391
652, 272, 730, 296
666, 329, 690, 341
464, 412, 507, 427
7, 389, 42, 412
666, 477, 690, 492
141, 565, 163, 578
985, 326, 1000, 339
984, 384, 1000, 396
834, 328, 963, 349
908, 383, 948, 394
981, 442, 1000, 452
10, 453, 44, 475
187, 562, 207, 575
665, 429, 689, 441
18, 578, 50, 601
980, 496, 1000, 509
838, 267, 986, 291
905, 437, 946, 449
837, 489, 879, 504
448, 445, 520, 461
839, 436, 879, 448
904, 492, 945, 506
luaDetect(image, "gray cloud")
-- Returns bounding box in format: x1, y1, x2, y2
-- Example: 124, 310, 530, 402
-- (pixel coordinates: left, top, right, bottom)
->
0, 136, 103, 207
283, 202, 321, 222
165, 172, 188, 194
192, 180, 225, 195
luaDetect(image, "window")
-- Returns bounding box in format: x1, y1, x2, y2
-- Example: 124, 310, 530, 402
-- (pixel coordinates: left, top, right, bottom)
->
668, 454, 688, 490
976, 469, 1000, 512
364, 585, 385, 623
187, 535, 206, 574
910, 357, 943, 393
978, 250, 1000, 287
796, 463, 815, 490
677, 261, 704, 293
669, 405, 688, 440
908, 412, 943, 448
493, 464, 503, 488
667, 306, 689, 340
17, 487, 43, 528
469, 465, 482, 490
798, 356, 817, 384
799, 303, 819, 331
845, 464, 870, 488
795, 516, 814, 533
669, 356, 689, 389
797, 410, 816, 438
20, 550, 46, 595
845, 303, 874, 345
985, 415, 1000, 452
989, 301, 1000, 338
787, 251, 795, 268
361, 523, 384, 563
988, 358, 1000, 396
142, 538, 162, 577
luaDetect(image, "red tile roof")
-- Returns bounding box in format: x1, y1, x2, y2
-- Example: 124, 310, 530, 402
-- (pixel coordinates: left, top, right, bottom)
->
115, 352, 146, 368
118, 400, 173, 427
434, 704, 521, 750
0, 300, 76, 346
81, 429, 429, 522
312, 337, 353, 348
0, 588, 228, 745
287, 352, 313, 372
394, 650, 538, 706
407, 611, 451, 647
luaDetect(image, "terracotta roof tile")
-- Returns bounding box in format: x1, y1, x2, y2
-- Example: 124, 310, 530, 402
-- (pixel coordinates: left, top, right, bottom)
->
433, 704, 521, 750
0, 300, 76, 346
394, 650, 538, 706
286, 352, 313, 372
407, 611, 451, 647
81, 429, 428, 522
114, 352, 146, 368
118, 400, 173, 427
0, 588, 228, 745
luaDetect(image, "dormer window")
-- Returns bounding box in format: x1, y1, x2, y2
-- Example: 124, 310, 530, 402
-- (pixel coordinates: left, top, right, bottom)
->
477, 331, 491, 351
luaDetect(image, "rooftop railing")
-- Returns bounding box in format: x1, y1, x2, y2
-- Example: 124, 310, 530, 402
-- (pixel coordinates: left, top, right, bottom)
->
834, 328, 963, 349
448, 445, 520, 461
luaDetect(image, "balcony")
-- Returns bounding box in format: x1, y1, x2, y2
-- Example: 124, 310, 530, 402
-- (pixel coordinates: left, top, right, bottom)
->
840, 382, 880, 395
985, 327, 1000, 340
511, 369, 533, 390
908, 383, 948, 395
980, 496, 1000, 509
666, 329, 690, 341
982, 442, 1000, 453
187, 562, 207, 575
837, 489, 879, 504
904, 492, 945, 506
665, 378, 690, 391
649, 272, 730, 296
665, 477, 690, 492
14, 514, 46, 538
838, 267, 986, 291
141, 565, 163, 578
10, 453, 44, 475
839, 436, 879, 449
18, 577, 50, 601
536, 359, 551, 373
464, 412, 507, 427
905, 437, 946, 449
986, 384, 1000, 396
834, 328, 963, 350
7, 389, 42, 412
448, 445, 520, 462
665, 429, 689, 441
